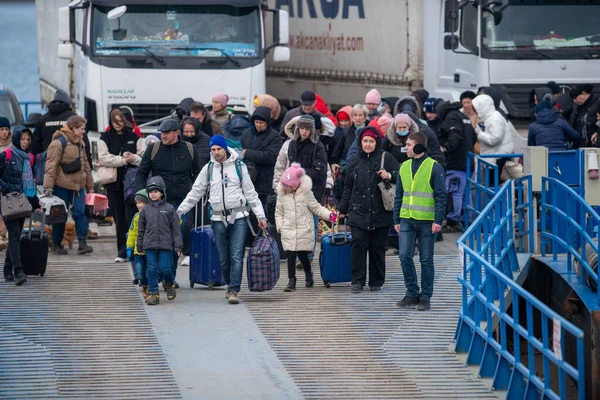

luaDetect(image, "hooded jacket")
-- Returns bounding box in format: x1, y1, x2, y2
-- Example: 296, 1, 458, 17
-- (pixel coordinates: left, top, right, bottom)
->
254, 94, 286, 132
472, 95, 514, 156
272, 116, 328, 202
569, 93, 600, 144
98, 120, 142, 192
528, 108, 581, 151
126, 189, 149, 256
338, 129, 400, 230
11, 126, 33, 153
275, 174, 331, 252
176, 97, 195, 118
314, 94, 338, 127
177, 149, 266, 224
135, 136, 202, 203
382, 97, 399, 114
43, 124, 94, 192
402, 111, 446, 168
382, 118, 418, 165
180, 116, 211, 170
240, 106, 283, 196
529, 87, 554, 114
436, 101, 474, 172
136, 176, 183, 253
393, 96, 421, 117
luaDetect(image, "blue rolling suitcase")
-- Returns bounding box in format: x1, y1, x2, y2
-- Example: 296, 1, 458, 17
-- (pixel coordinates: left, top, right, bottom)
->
319, 222, 352, 288
189, 200, 225, 289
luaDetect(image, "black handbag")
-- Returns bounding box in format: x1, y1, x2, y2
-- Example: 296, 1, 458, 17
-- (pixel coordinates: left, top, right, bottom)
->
61, 145, 82, 174
1, 192, 32, 220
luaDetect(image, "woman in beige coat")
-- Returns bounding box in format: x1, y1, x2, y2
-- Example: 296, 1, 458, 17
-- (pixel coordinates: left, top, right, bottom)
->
43, 115, 94, 255
275, 163, 336, 292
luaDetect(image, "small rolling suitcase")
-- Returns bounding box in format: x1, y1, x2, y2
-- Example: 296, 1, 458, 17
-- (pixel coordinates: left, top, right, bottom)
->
246, 230, 280, 292
319, 221, 352, 288
189, 199, 224, 289
21, 212, 49, 277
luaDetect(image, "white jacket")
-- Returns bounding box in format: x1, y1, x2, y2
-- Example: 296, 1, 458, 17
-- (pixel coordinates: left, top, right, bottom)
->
275, 175, 331, 252
472, 95, 514, 156
272, 116, 334, 192
177, 149, 265, 224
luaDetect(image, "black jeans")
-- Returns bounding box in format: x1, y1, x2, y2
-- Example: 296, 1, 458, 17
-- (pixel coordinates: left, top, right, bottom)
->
287, 251, 311, 279
107, 188, 137, 258
350, 226, 388, 288
3, 218, 25, 276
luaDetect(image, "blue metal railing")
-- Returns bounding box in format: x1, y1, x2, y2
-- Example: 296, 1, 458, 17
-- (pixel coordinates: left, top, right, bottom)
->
540, 177, 600, 306
455, 178, 585, 399
464, 152, 523, 228
18, 101, 44, 120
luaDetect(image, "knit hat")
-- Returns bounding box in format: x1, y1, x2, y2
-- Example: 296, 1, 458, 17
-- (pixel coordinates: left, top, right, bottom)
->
360, 126, 379, 142
365, 89, 381, 105
134, 189, 149, 204
377, 116, 392, 134
209, 134, 228, 151
280, 163, 305, 190
394, 113, 412, 126
0, 116, 10, 129
423, 98, 441, 113
53, 89, 72, 105
337, 110, 350, 121
213, 92, 229, 108
296, 114, 315, 131
545, 81, 560, 95
535, 100, 552, 114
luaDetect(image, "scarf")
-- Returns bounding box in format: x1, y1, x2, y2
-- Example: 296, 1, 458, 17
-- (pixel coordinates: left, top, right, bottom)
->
9, 144, 36, 197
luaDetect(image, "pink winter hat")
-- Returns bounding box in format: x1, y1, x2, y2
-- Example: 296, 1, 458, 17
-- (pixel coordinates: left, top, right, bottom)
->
394, 113, 412, 126
212, 92, 229, 108
280, 163, 305, 190
365, 89, 381, 105
378, 116, 392, 134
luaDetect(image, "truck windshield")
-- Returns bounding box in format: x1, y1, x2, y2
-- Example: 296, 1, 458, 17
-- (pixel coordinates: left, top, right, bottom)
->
92, 4, 260, 60
481, 1, 600, 59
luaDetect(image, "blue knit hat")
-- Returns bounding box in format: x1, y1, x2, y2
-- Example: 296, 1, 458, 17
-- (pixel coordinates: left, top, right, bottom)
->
535, 100, 552, 114
209, 134, 228, 151
0, 116, 10, 129
423, 98, 441, 113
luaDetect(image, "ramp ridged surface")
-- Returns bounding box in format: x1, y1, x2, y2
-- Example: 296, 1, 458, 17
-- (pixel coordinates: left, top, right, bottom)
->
243, 251, 499, 400
0, 259, 181, 399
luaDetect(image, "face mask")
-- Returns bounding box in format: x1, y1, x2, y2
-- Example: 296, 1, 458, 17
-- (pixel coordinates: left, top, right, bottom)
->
596, 121, 600, 128
396, 129, 409, 137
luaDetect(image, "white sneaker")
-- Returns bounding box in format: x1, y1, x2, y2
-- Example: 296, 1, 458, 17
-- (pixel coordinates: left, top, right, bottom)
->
115, 257, 127, 263
181, 256, 190, 266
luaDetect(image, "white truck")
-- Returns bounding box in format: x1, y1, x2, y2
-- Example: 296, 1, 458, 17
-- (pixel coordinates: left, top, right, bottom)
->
266, 0, 600, 117
35, 0, 290, 133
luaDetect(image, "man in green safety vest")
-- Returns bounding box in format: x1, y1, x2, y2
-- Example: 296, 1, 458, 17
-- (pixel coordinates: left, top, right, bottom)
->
393, 131, 447, 311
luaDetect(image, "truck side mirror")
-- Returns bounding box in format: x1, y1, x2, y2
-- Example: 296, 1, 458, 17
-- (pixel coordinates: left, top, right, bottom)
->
444, 35, 459, 50
58, 43, 75, 60
58, 7, 71, 42
274, 9, 289, 46
273, 46, 290, 62
444, 0, 459, 33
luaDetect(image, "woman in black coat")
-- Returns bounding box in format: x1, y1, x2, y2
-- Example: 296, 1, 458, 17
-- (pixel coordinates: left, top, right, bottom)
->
338, 126, 400, 292
98, 108, 142, 263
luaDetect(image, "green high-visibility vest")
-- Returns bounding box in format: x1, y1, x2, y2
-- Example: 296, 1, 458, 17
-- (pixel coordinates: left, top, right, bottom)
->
399, 158, 436, 220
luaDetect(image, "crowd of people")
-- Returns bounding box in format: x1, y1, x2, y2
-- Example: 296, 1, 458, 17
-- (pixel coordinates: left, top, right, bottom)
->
1, 82, 598, 311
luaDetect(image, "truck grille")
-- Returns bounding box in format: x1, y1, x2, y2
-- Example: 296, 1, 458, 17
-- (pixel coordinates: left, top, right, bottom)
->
111, 103, 178, 126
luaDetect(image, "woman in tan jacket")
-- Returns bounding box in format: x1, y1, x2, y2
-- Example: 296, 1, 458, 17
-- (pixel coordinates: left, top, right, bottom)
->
43, 115, 94, 255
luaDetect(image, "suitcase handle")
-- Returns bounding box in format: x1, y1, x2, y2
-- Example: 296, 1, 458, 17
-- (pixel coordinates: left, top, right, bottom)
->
27, 211, 46, 239
194, 196, 208, 232
330, 218, 348, 244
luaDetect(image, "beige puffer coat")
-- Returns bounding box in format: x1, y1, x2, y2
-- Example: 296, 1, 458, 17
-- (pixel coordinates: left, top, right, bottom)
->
275, 175, 332, 252
43, 124, 93, 192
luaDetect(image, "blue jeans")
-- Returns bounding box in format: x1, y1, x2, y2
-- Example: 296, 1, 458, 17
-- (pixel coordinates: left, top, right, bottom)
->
132, 254, 147, 286
212, 218, 248, 292
399, 218, 436, 300
145, 249, 174, 294
168, 201, 188, 279
52, 186, 88, 246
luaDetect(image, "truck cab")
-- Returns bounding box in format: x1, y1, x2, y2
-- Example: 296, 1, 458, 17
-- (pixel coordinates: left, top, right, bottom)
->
52, 0, 289, 133
424, 0, 600, 118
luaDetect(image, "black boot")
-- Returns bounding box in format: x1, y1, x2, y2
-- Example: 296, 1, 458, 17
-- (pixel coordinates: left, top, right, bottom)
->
305, 269, 314, 288
4, 265, 14, 282
284, 278, 296, 292
78, 239, 94, 255
14, 268, 27, 286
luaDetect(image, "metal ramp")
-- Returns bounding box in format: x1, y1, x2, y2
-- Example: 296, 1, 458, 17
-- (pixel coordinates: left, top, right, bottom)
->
243, 248, 498, 399
0, 259, 181, 399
